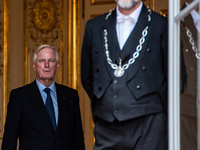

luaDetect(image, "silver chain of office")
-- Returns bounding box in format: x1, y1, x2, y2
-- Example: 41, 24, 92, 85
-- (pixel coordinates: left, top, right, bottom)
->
185, 27, 200, 59
104, 9, 152, 77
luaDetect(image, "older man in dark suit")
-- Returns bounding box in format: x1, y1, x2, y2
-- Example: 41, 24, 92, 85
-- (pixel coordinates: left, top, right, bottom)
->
81, 0, 168, 149
2, 44, 85, 150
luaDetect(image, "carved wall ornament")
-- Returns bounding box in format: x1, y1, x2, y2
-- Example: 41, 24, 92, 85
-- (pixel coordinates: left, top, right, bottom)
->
28, 0, 60, 43
24, 0, 63, 84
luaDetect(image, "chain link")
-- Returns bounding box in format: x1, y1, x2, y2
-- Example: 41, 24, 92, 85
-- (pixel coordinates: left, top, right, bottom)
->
104, 10, 151, 72
185, 27, 200, 59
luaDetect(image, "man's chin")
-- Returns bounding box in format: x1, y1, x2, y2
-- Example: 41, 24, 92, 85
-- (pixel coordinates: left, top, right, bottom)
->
117, 0, 140, 10
40, 76, 54, 81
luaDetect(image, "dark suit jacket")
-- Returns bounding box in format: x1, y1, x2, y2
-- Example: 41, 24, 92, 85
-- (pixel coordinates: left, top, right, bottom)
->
1, 80, 85, 150
81, 4, 168, 121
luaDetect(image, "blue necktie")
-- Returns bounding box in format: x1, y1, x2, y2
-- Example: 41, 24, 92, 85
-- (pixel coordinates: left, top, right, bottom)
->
44, 88, 56, 131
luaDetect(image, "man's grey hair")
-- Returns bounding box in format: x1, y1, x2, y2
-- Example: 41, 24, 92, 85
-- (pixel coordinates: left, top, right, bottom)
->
33, 44, 59, 63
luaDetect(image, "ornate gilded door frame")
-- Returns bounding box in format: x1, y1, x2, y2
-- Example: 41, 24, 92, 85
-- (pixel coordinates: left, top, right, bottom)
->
2, 0, 10, 134
66, 0, 80, 89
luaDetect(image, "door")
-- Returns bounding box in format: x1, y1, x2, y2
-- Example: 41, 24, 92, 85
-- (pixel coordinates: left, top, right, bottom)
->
168, 0, 200, 150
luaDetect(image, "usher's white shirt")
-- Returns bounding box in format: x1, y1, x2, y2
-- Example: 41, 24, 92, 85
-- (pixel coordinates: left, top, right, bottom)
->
186, 2, 200, 33
116, 2, 143, 50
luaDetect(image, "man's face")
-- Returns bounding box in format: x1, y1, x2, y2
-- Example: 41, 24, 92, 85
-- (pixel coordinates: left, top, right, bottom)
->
115, 0, 140, 10
33, 48, 59, 83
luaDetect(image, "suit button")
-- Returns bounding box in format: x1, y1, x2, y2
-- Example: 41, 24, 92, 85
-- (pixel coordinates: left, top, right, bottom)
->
136, 85, 141, 90
96, 69, 100, 72
142, 67, 146, 72
147, 48, 151, 53
95, 49, 99, 53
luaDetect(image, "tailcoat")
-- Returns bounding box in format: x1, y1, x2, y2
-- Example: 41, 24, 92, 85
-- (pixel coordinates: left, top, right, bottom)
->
81, 4, 168, 122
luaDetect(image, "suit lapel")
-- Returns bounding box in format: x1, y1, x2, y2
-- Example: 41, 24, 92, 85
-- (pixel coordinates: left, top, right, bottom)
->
28, 81, 55, 132
55, 84, 70, 135
102, 9, 118, 77
28, 82, 70, 134
126, 5, 152, 81
102, 5, 152, 80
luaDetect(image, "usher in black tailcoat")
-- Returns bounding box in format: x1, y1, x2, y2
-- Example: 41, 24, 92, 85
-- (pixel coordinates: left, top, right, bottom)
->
2, 80, 85, 150
81, 4, 168, 122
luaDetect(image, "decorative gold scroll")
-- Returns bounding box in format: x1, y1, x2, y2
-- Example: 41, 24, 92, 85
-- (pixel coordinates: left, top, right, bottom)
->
24, 0, 64, 85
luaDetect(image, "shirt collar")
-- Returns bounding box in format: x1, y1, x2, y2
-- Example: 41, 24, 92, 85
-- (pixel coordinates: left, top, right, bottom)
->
116, 2, 143, 23
186, 2, 200, 25
36, 79, 56, 94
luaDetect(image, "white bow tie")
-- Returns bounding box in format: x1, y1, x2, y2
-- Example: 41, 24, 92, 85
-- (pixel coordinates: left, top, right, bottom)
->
117, 16, 135, 24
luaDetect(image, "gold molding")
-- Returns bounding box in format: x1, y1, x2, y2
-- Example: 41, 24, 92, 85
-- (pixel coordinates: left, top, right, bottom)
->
91, 0, 115, 5
67, 0, 72, 87
67, 0, 80, 89
24, 0, 28, 85
152, 0, 154, 11
3, 0, 10, 131
59, 0, 64, 84
0, 11, 3, 76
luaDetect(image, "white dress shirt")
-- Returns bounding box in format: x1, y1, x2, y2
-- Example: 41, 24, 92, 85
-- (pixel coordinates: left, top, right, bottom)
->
36, 79, 58, 125
191, 10, 200, 33
186, 2, 200, 33
116, 2, 143, 50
